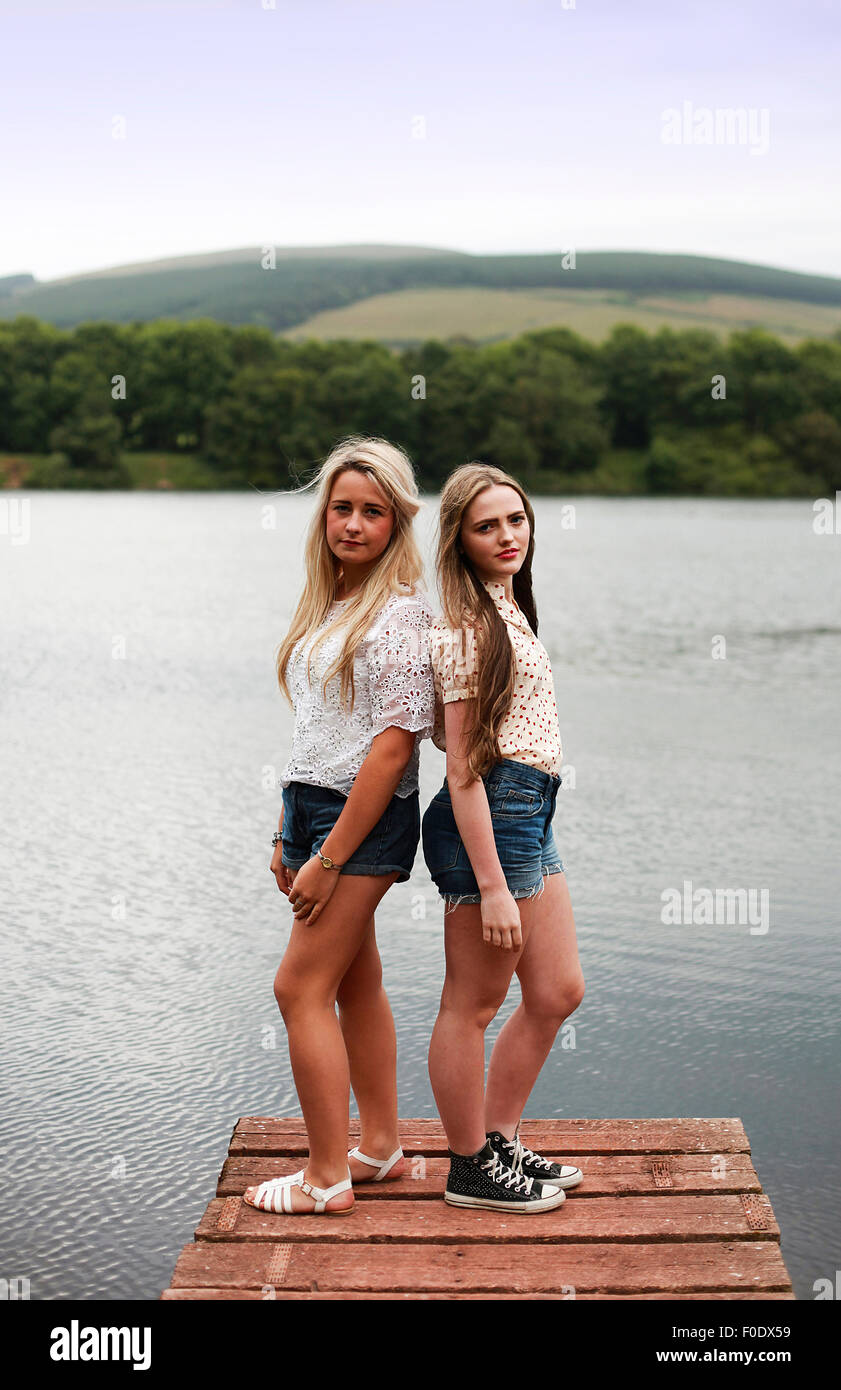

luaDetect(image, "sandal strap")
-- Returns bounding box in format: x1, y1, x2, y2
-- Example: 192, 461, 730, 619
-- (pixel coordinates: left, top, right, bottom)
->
253, 1169, 305, 1213
305, 1169, 352, 1211
348, 1145, 403, 1179
312, 1171, 353, 1202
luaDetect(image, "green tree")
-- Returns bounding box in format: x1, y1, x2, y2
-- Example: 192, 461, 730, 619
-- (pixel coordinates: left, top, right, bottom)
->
726, 330, 800, 434
776, 411, 841, 491
47, 402, 128, 487
478, 416, 540, 482
516, 326, 599, 371
648, 327, 727, 431
644, 435, 712, 494
130, 320, 236, 450
0, 317, 66, 450
597, 324, 658, 447
486, 345, 607, 473
316, 345, 413, 444
203, 364, 329, 487
230, 325, 283, 371
794, 339, 841, 425
418, 346, 505, 486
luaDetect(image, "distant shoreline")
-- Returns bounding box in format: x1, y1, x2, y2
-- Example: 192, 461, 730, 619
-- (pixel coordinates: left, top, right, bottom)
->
0, 451, 830, 500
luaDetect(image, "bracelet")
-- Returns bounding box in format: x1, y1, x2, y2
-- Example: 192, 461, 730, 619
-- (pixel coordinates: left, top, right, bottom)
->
272, 831, 282, 846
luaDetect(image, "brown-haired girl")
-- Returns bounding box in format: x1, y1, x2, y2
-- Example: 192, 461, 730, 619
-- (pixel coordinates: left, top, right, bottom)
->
422, 462, 585, 1211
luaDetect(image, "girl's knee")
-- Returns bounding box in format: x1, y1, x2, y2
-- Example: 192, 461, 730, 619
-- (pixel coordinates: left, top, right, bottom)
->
274, 969, 334, 1018
272, 971, 295, 1016
441, 989, 507, 1032
524, 972, 585, 1025
563, 972, 585, 1015
475, 999, 505, 1031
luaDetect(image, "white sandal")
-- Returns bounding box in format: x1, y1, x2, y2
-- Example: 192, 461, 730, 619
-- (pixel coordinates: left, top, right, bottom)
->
348, 1145, 404, 1181
244, 1167, 353, 1214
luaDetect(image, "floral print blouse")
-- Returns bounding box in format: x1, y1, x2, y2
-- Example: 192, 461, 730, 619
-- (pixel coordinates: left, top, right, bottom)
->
429, 578, 562, 777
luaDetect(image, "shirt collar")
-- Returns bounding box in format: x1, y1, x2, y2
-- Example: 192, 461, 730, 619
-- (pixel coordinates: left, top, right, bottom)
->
481, 578, 509, 601
480, 578, 528, 627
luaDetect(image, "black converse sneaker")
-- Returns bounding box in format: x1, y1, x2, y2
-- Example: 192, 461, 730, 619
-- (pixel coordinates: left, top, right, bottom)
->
486, 1129, 583, 1189
444, 1138, 566, 1211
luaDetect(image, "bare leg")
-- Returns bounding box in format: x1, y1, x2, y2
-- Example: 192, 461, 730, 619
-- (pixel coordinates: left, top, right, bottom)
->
337, 922, 405, 1179
245, 871, 398, 1212
427, 900, 527, 1155
484, 872, 585, 1137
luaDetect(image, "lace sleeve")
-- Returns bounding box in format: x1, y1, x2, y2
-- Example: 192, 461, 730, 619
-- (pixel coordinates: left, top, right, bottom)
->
366, 596, 436, 740
429, 620, 479, 703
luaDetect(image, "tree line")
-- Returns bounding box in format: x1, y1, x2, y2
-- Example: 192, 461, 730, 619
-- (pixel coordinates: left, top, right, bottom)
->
1, 315, 840, 495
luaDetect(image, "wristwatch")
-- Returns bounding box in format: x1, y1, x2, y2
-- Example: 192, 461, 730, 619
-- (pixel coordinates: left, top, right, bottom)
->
317, 845, 343, 870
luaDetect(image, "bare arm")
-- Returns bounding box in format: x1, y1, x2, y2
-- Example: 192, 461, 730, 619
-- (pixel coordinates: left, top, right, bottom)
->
284, 726, 416, 925
270, 799, 294, 897
271, 728, 411, 867
443, 698, 523, 950
320, 726, 416, 864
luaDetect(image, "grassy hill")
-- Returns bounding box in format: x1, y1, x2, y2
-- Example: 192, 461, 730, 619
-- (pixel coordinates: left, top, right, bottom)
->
2, 245, 840, 343
284, 286, 841, 345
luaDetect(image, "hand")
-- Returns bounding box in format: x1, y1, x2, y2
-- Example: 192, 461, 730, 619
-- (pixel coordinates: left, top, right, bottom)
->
479, 886, 523, 951
285, 855, 340, 927
270, 839, 295, 896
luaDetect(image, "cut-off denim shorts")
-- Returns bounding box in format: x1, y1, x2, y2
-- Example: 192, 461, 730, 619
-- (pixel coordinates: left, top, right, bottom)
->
421, 757, 564, 914
281, 781, 420, 883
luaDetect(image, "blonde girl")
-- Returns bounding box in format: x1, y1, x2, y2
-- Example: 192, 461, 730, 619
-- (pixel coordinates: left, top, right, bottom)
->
422, 463, 585, 1211
244, 437, 435, 1216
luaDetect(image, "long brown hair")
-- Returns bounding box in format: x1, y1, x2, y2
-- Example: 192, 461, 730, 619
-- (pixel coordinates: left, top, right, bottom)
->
435, 463, 537, 784
275, 436, 426, 710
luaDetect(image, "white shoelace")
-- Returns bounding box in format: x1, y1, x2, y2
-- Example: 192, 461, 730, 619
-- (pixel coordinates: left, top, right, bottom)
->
481, 1150, 535, 1194
506, 1133, 555, 1177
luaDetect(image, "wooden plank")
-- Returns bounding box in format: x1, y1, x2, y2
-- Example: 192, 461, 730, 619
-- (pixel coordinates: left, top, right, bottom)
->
218, 1151, 762, 1198
161, 1288, 796, 1301
195, 1193, 779, 1244
169, 1238, 792, 1295
229, 1117, 751, 1156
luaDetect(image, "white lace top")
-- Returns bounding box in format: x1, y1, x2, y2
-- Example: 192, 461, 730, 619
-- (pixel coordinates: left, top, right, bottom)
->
279, 588, 436, 798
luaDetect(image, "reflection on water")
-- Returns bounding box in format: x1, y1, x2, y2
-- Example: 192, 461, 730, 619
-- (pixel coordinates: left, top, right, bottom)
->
1, 493, 839, 1300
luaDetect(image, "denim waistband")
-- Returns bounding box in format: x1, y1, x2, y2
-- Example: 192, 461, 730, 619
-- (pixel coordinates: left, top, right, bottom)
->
445, 757, 560, 796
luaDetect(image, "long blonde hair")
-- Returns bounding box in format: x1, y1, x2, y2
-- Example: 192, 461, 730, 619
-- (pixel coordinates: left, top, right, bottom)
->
436, 463, 537, 783
275, 436, 425, 710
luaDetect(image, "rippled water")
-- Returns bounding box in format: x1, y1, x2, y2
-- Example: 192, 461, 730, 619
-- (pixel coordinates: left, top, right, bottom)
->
1, 492, 839, 1300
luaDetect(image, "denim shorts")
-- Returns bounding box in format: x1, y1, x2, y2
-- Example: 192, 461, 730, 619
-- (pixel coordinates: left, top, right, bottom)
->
421, 758, 564, 913
281, 781, 420, 883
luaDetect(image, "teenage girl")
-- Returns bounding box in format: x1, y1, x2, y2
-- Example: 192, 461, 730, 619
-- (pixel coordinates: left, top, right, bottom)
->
244, 437, 435, 1216
422, 462, 586, 1211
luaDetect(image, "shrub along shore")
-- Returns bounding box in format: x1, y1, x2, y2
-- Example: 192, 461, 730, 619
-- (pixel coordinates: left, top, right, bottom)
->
2, 316, 839, 496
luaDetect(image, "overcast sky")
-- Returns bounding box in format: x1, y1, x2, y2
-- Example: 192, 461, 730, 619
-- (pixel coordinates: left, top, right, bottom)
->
2, 0, 839, 282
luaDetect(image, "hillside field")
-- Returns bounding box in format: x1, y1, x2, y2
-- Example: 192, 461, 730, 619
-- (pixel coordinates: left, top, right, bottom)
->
283, 286, 841, 345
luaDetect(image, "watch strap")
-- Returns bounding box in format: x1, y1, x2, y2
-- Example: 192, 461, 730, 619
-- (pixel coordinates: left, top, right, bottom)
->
318, 846, 343, 870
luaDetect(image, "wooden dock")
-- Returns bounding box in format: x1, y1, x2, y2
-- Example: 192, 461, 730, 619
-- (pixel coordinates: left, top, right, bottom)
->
161, 1117, 795, 1299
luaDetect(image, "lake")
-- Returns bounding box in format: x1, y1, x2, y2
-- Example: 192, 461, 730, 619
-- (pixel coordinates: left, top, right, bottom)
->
1, 490, 839, 1300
